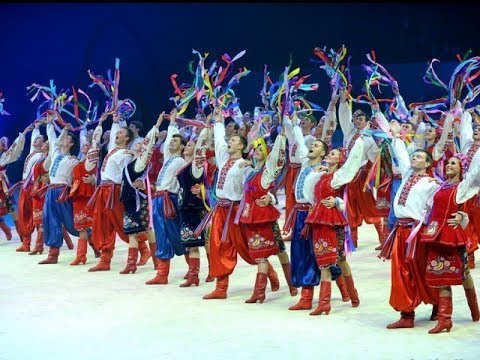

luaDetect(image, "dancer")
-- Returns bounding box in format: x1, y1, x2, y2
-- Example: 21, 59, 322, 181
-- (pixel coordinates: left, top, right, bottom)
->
145, 109, 189, 285
305, 137, 364, 315
87, 111, 133, 272
420, 152, 480, 333
38, 115, 80, 264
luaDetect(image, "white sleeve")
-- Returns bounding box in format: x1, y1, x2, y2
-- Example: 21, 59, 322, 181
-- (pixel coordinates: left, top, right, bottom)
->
46, 123, 60, 162
433, 113, 453, 161
214, 122, 229, 166
284, 115, 309, 165
331, 137, 364, 189
391, 138, 411, 178
339, 100, 355, 145
191, 127, 209, 179
134, 126, 159, 173
261, 134, 287, 189
108, 122, 121, 154
84, 125, 103, 172
29, 128, 41, 154
413, 122, 426, 149
0, 133, 26, 166
456, 149, 480, 204
321, 108, 337, 146
460, 111, 474, 154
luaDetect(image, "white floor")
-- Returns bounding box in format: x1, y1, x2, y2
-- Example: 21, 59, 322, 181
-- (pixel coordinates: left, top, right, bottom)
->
1, 195, 479, 360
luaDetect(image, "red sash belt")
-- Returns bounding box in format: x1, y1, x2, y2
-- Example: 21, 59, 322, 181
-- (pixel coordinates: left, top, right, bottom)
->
378, 218, 417, 261
86, 180, 119, 210
283, 202, 311, 233
153, 190, 177, 219
194, 198, 239, 242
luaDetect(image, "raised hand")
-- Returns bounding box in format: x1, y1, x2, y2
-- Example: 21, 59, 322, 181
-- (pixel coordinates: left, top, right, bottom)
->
156, 111, 166, 128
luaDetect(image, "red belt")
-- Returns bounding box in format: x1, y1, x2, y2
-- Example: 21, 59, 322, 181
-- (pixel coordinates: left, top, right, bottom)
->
154, 190, 177, 219
283, 202, 311, 233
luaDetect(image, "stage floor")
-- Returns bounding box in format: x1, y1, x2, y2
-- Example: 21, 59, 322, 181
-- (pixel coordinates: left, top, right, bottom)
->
1, 194, 479, 360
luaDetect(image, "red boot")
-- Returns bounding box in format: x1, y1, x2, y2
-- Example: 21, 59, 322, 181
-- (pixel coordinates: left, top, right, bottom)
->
16, 235, 31, 252
428, 296, 453, 333
88, 250, 112, 272
137, 241, 151, 266
38, 247, 60, 264
62, 227, 74, 250
464, 287, 480, 322
180, 257, 200, 287
148, 241, 160, 270
280, 262, 298, 296
335, 275, 351, 302
288, 286, 314, 310
245, 273, 268, 304
120, 247, 138, 274
267, 261, 280, 292
310, 281, 332, 315
387, 311, 415, 329
344, 274, 360, 307
145, 259, 170, 285
70, 238, 88, 265
203, 275, 229, 299
183, 253, 190, 279
0, 220, 12, 240
29, 231, 44, 255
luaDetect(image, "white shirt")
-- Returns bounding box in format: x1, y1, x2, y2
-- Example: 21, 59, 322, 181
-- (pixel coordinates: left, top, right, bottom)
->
155, 123, 186, 193
339, 101, 379, 165
45, 123, 79, 186
100, 122, 133, 184
214, 122, 250, 201
22, 128, 43, 180
284, 115, 324, 204
284, 115, 317, 164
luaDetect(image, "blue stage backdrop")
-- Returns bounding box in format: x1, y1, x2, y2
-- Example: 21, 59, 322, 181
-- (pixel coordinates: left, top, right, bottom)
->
1, 3, 479, 186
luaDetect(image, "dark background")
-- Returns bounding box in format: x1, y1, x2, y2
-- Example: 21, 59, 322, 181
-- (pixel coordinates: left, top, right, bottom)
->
1, 2, 479, 183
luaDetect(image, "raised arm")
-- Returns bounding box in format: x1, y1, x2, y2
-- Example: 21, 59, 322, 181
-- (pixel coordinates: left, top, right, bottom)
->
321, 97, 338, 145
191, 126, 209, 179
433, 112, 454, 161
283, 112, 309, 165
331, 137, 365, 189
84, 115, 106, 172
0, 132, 26, 166
456, 149, 480, 204
213, 107, 229, 166
390, 120, 412, 178
459, 110, 474, 154
261, 134, 287, 188
338, 89, 355, 143
134, 125, 160, 173
29, 123, 41, 154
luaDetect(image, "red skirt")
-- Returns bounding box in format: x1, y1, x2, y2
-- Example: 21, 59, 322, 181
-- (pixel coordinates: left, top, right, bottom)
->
425, 243, 466, 287
243, 222, 279, 261
311, 224, 340, 268
73, 197, 93, 230
0, 189, 14, 216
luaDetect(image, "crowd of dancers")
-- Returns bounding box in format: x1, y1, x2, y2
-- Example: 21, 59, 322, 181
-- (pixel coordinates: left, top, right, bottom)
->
1, 52, 480, 335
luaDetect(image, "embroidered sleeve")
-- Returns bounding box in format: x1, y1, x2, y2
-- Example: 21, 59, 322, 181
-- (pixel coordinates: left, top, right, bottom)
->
163, 122, 180, 163
261, 134, 286, 189
331, 137, 364, 189
191, 127, 209, 179
134, 126, 159, 173
321, 107, 337, 146
85, 125, 102, 172
0, 132, 25, 166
